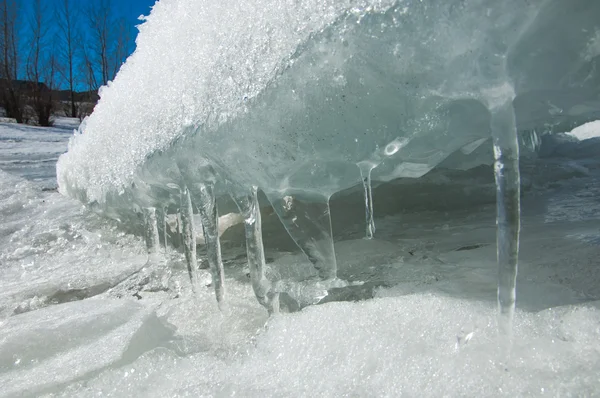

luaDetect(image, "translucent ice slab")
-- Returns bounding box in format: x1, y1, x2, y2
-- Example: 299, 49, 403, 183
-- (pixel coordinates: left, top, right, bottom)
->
56, 0, 600, 320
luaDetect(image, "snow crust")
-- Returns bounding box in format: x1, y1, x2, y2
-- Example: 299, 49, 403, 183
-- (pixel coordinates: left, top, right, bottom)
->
0, 299, 171, 397
0, 166, 147, 319
57, 0, 600, 208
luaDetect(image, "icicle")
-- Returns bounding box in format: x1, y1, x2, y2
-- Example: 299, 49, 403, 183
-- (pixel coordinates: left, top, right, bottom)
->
356, 138, 407, 239
358, 164, 376, 239
180, 187, 201, 295
162, 206, 168, 249
141, 207, 160, 262
170, 211, 183, 250
195, 181, 226, 309
156, 206, 168, 253
233, 186, 279, 314
139, 206, 170, 291
268, 192, 337, 281
490, 98, 521, 339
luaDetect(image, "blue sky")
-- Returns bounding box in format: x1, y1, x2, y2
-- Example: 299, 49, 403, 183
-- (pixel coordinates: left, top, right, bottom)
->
23, 0, 158, 31
17, 0, 159, 89
56, 0, 157, 27
110, 0, 157, 26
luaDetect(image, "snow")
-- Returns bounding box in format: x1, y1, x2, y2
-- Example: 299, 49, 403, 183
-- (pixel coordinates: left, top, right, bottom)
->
0, 298, 171, 397
50, 297, 600, 397
2, 120, 600, 396
568, 120, 600, 141
0, 119, 73, 188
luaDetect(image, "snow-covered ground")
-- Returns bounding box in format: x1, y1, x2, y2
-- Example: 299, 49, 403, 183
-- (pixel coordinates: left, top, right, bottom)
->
1, 120, 600, 397
0, 118, 77, 189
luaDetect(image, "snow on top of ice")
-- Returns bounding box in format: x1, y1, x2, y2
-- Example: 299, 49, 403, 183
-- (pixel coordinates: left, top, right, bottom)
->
57, 0, 393, 202
56, 0, 600, 205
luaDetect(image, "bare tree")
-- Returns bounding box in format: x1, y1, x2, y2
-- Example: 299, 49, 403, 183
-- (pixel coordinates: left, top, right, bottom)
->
76, 41, 98, 120
56, 0, 80, 118
110, 16, 132, 81
26, 0, 56, 126
0, 0, 23, 123
86, 0, 113, 87
86, 0, 134, 88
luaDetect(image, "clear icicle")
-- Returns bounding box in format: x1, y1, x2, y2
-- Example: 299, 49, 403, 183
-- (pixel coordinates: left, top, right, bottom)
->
142, 206, 160, 262
490, 99, 521, 339
163, 207, 168, 250
233, 186, 279, 314
139, 206, 170, 291
355, 138, 408, 240
268, 192, 337, 281
172, 211, 183, 250
156, 206, 168, 253
196, 182, 226, 309
180, 187, 201, 294
358, 165, 376, 239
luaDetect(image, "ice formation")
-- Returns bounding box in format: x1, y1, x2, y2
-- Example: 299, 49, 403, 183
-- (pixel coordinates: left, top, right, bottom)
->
57, 0, 600, 330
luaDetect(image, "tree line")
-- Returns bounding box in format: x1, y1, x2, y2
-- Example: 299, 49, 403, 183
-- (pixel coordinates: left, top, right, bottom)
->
0, 0, 134, 126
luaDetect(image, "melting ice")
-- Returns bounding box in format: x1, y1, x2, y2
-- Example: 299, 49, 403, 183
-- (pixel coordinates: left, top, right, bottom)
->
56, 0, 600, 321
